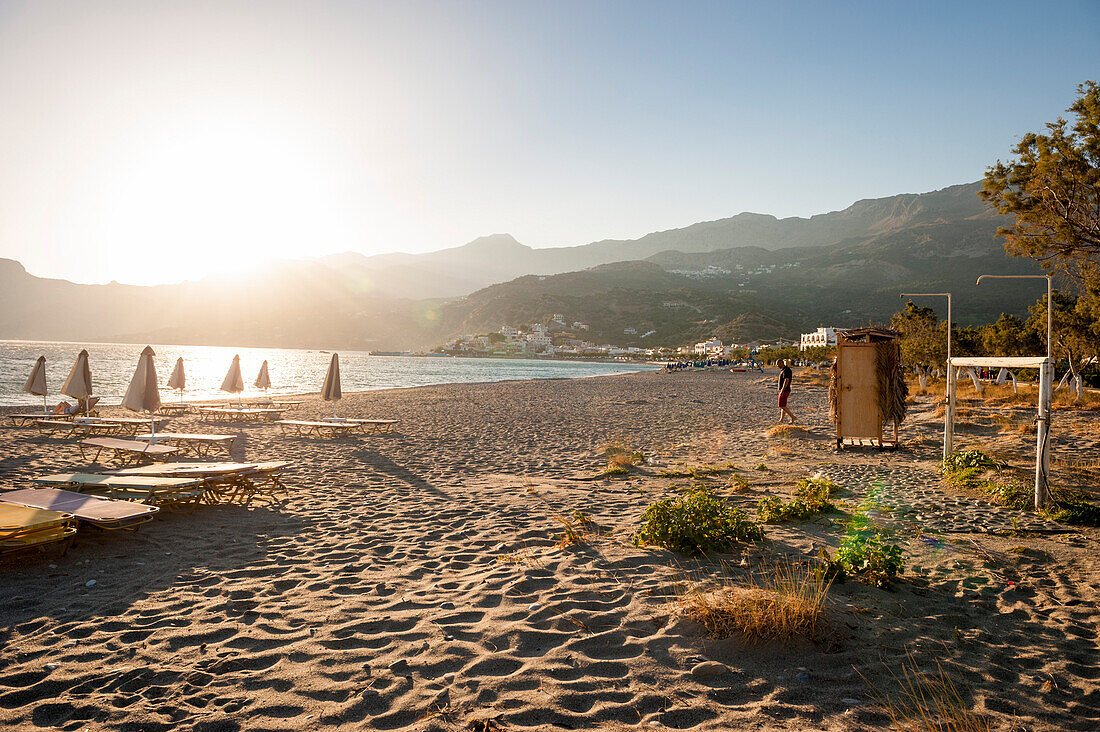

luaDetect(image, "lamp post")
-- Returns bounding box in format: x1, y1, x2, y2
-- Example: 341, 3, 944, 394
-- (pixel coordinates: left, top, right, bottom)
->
901, 292, 953, 459
975, 274, 1052, 361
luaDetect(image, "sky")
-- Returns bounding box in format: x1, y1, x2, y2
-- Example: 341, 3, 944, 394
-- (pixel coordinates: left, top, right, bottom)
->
0, 0, 1098, 286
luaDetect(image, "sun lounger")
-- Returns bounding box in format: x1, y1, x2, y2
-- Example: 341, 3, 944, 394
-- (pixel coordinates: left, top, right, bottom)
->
323, 417, 399, 433
75, 416, 171, 436
78, 437, 180, 464
276, 419, 358, 437
157, 403, 191, 415
110, 461, 295, 504
198, 407, 287, 423
7, 412, 66, 427
0, 501, 77, 555
2, 488, 158, 530
36, 419, 120, 437
33, 473, 210, 506
134, 432, 236, 457
255, 400, 303, 409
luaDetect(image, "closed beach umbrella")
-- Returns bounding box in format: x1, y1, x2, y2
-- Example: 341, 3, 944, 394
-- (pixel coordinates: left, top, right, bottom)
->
62, 349, 93, 414
23, 356, 48, 411
167, 357, 186, 402
321, 353, 341, 417
122, 346, 162, 440
255, 360, 271, 395
220, 354, 245, 404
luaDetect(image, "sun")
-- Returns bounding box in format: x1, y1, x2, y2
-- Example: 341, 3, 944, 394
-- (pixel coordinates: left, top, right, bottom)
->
87, 110, 361, 284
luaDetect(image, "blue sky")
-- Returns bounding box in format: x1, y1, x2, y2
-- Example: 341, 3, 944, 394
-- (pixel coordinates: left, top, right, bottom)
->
0, 0, 1097, 284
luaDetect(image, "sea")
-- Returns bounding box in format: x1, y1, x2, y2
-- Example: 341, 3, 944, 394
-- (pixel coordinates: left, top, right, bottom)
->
0, 341, 659, 408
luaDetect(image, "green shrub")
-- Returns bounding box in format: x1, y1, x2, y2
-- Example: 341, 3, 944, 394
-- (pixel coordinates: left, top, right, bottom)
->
756, 477, 834, 523
795, 476, 840, 498
1045, 496, 1100, 526
834, 532, 904, 589
941, 449, 996, 475
634, 488, 763, 555
984, 481, 1031, 510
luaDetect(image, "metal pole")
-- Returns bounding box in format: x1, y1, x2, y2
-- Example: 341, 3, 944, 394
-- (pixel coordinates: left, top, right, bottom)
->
1035, 359, 1051, 510
1046, 275, 1052, 362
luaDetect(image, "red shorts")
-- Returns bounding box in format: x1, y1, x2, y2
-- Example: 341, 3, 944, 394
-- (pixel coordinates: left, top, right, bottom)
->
779, 391, 790, 408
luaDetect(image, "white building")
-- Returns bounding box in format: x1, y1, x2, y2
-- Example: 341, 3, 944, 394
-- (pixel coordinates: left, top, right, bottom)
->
694, 337, 723, 355
500, 326, 518, 337
526, 332, 553, 349
799, 327, 838, 350
572, 322, 589, 330
552, 314, 567, 325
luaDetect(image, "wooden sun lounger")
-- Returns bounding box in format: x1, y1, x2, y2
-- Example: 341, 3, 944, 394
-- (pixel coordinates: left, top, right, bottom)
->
110, 461, 295, 504
78, 437, 180, 465
2, 488, 159, 530
157, 403, 191, 414
33, 473, 211, 506
323, 417, 399, 434
198, 407, 287, 423
0, 502, 77, 555
36, 419, 120, 437
134, 433, 237, 457
276, 419, 358, 437
74, 416, 171, 436
7, 412, 66, 427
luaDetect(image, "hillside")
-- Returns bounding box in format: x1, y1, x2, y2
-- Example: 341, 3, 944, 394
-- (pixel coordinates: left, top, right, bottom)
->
314, 181, 997, 299
438, 219, 1043, 347
0, 181, 1038, 350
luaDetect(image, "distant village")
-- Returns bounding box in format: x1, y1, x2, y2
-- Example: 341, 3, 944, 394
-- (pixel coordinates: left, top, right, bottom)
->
436, 315, 841, 361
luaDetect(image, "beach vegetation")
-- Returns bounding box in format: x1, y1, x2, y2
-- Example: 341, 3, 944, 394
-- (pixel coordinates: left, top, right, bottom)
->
592, 464, 632, 479
727, 473, 749, 491
863, 650, 992, 732
823, 533, 903, 589
657, 462, 738, 479
633, 488, 763, 555
603, 440, 645, 466
755, 462, 769, 471
679, 559, 830, 643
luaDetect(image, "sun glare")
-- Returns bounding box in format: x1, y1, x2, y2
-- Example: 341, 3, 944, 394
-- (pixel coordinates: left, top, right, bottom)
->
87, 112, 362, 284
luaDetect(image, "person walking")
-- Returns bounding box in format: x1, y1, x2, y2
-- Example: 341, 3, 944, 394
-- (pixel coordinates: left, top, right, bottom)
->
776, 359, 796, 424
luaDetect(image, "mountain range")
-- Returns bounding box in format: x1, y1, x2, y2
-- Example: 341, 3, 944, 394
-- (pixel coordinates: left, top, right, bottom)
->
0, 181, 1044, 350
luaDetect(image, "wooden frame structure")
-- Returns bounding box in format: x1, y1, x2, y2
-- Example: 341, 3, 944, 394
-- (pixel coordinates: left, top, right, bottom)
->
833, 328, 903, 450
946, 356, 1052, 510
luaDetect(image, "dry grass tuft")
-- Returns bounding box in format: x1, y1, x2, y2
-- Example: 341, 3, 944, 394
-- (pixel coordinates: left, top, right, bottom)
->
1052, 388, 1100, 410
679, 560, 830, 643
864, 650, 992, 732
765, 423, 806, 438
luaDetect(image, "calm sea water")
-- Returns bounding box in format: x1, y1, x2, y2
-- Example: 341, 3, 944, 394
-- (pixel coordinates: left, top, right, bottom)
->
0, 341, 658, 408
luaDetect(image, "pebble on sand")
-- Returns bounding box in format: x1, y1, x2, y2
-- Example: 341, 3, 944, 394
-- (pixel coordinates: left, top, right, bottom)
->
690, 661, 727, 678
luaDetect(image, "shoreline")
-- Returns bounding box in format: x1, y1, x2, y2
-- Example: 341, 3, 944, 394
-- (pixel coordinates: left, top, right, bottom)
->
0, 364, 661, 411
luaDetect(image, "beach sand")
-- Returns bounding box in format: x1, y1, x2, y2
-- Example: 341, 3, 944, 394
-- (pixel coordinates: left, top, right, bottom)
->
1, 369, 1098, 730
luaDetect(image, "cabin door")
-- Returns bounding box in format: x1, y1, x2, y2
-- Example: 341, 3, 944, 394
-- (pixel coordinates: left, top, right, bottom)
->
836, 343, 882, 441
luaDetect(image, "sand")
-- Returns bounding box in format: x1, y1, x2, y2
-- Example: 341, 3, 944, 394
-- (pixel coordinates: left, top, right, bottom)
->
1, 369, 1098, 731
